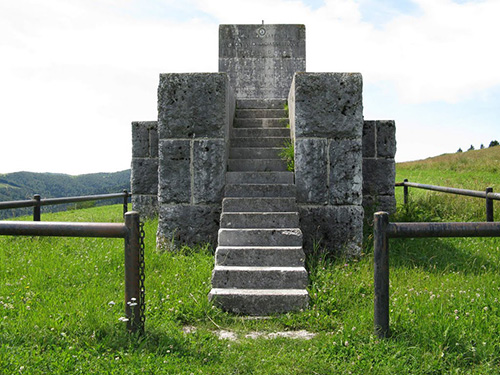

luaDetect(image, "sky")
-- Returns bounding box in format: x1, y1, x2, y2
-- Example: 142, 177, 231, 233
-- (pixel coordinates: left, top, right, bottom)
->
1, 0, 499, 175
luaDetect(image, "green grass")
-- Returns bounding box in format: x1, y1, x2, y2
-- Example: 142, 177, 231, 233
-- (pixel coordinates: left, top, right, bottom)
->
2, 150, 500, 373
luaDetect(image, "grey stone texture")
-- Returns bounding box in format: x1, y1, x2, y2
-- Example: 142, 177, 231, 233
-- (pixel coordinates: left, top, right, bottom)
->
289, 73, 364, 256
156, 73, 233, 249
362, 120, 397, 219
157, 204, 221, 250
219, 24, 306, 99
290, 73, 363, 139
299, 205, 364, 257
131, 121, 159, 218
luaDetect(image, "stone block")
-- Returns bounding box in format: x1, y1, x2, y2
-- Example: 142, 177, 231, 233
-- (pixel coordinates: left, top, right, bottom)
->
157, 204, 221, 250
131, 158, 158, 195
219, 24, 306, 99
132, 121, 157, 158
132, 194, 158, 219
291, 73, 363, 139
158, 73, 228, 139
295, 138, 328, 204
362, 158, 396, 196
362, 121, 375, 158
158, 139, 191, 203
329, 139, 362, 205
193, 139, 226, 204
299, 205, 363, 257
363, 194, 397, 221
376, 120, 396, 158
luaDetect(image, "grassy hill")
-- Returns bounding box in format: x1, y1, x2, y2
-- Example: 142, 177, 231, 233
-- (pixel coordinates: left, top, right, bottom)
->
1, 151, 500, 373
0, 170, 131, 218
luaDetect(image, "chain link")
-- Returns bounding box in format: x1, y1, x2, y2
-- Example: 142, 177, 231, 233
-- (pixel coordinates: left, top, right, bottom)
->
139, 221, 146, 327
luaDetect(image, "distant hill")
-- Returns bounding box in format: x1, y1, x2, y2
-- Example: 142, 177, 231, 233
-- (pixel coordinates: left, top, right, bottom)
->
0, 170, 131, 219
398, 145, 500, 173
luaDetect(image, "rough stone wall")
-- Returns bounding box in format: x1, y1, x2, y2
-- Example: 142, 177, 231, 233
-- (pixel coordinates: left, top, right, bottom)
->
219, 24, 306, 99
362, 120, 397, 219
131, 121, 158, 218
289, 72, 364, 257
156, 73, 234, 249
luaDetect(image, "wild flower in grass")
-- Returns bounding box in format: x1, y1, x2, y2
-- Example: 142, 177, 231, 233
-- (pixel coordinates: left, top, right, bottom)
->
108, 301, 116, 307
118, 317, 129, 322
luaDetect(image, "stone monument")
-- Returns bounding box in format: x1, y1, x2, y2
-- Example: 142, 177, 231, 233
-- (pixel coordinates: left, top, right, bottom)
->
130, 23, 397, 314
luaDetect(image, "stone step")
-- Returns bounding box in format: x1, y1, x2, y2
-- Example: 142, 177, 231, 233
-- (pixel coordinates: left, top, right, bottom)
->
218, 228, 302, 246
222, 197, 297, 212
229, 147, 282, 160
236, 99, 287, 109
224, 184, 296, 198
232, 128, 290, 138
214, 246, 305, 267
233, 118, 287, 128
208, 288, 309, 315
211, 266, 308, 289
231, 137, 289, 148
220, 212, 299, 228
236, 109, 288, 119
226, 172, 294, 184
227, 159, 288, 172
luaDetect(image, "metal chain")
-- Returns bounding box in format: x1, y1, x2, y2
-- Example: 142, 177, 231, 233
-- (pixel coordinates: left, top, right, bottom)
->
138, 221, 146, 327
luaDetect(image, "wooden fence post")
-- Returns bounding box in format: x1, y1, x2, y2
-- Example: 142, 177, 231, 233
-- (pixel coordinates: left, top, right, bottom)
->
403, 179, 409, 206
33, 195, 41, 221
374, 211, 390, 338
124, 211, 142, 333
486, 187, 494, 222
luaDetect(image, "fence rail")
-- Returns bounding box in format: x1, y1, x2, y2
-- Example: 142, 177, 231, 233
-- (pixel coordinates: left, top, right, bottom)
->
373, 211, 500, 339
0, 211, 144, 334
0, 190, 131, 221
396, 180, 499, 221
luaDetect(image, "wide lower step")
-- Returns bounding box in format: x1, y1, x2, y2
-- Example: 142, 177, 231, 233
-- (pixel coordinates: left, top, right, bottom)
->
227, 159, 288, 172
231, 137, 289, 148
218, 228, 302, 247
236, 99, 287, 109
224, 184, 296, 198
226, 172, 294, 184
208, 288, 309, 315
232, 128, 290, 138
220, 212, 299, 228
215, 246, 305, 267
233, 118, 287, 128
222, 197, 297, 212
211, 266, 308, 289
236, 109, 288, 118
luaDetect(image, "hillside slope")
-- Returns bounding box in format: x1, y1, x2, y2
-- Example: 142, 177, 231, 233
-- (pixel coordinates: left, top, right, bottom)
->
0, 170, 131, 218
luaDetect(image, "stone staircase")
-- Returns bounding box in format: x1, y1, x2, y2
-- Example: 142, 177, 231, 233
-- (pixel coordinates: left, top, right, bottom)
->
208, 99, 309, 315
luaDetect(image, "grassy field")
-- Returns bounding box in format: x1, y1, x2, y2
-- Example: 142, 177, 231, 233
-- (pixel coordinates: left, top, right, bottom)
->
1, 148, 500, 373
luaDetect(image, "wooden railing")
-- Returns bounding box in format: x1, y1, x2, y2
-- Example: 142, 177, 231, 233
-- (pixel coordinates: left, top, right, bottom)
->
0, 190, 131, 220
373, 211, 500, 338
396, 180, 500, 221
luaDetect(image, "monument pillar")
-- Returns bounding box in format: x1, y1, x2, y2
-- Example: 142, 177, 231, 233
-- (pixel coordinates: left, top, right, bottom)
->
219, 24, 306, 99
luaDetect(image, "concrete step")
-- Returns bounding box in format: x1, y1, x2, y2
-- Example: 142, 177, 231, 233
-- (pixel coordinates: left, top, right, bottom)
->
229, 147, 282, 160
211, 266, 308, 289
218, 228, 302, 247
222, 197, 297, 213
233, 118, 287, 128
232, 128, 290, 138
236, 99, 287, 109
220, 212, 299, 228
231, 137, 289, 148
227, 159, 288, 172
208, 288, 309, 315
215, 246, 305, 267
226, 172, 294, 184
224, 184, 296, 198
236, 109, 288, 119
